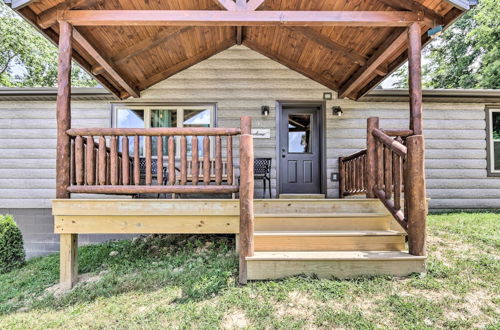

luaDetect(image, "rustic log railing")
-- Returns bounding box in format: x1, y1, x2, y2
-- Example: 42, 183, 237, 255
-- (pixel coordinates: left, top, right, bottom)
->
339, 149, 367, 197
66, 126, 243, 195
340, 117, 426, 257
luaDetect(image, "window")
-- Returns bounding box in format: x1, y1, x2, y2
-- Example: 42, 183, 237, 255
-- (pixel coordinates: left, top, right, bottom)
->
487, 107, 500, 176
113, 104, 216, 158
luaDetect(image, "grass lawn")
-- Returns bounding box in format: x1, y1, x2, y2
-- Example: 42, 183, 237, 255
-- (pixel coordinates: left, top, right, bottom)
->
0, 212, 498, 329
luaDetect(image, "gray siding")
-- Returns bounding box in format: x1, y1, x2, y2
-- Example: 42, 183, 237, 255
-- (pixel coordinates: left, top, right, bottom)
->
0, 46, 499, 209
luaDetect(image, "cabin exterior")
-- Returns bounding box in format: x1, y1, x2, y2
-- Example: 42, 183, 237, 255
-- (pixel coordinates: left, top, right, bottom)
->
2, 0, 496, 288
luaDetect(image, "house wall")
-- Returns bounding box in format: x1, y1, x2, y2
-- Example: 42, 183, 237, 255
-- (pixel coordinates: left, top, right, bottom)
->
0, 45, 499, 256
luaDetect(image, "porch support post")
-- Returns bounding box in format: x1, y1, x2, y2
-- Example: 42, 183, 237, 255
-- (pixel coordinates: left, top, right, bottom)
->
408, 22, 423, 135
366, 117, 379, 198
239, 116, 254, 284
56, 21, 78, 289
56, 20, 72, 199
406, 22, 426, 256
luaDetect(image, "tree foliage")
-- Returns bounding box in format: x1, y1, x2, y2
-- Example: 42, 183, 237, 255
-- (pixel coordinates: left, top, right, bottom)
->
393, 0, 499, 89
0, 2, 97, 87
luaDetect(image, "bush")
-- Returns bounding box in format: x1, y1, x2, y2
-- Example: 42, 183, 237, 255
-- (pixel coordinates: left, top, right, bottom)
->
0, 215, 25, 274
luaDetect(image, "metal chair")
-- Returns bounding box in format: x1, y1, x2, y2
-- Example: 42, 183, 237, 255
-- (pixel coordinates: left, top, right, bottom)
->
254, 158, 272, 199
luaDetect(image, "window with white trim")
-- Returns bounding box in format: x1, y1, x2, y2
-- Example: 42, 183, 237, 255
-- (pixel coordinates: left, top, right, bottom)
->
487, 107, 500, 176
113, 104, 216, 158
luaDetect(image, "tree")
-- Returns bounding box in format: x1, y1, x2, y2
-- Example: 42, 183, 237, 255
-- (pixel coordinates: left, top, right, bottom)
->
392, 0, 499, 89
0, 2, 97, 87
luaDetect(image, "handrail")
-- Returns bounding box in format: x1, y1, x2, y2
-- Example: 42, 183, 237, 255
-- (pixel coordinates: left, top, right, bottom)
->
67, 127, 242, 137
340, 116, 426, 257
372, 128, 407, 157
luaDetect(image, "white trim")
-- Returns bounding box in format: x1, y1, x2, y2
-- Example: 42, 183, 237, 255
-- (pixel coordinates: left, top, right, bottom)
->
488, 108, 500, 175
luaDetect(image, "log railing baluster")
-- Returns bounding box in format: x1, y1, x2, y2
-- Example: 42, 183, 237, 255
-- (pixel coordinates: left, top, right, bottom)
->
215, 136, 222, 185
375, 141, 383, 190
86, 136, 95, 185
157, 136, 163, 186
134, 136, 140, 185
98, 136, 106, 185
227, 136, 233, 185
70, 140, 76, 185
180, 136, 187, 185
168, 136, 175, 185
145, 136, 152, 185
192, 136, 199, 185
393, 152, 401, 210
122, 137, 130, 185
384, 146, 393, 199
75, 136, 84, 185
203, 136, 210, 185
110, 136, 118, 185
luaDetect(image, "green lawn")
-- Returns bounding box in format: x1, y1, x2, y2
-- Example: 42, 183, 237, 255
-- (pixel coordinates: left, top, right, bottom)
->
0, 212, 499, 329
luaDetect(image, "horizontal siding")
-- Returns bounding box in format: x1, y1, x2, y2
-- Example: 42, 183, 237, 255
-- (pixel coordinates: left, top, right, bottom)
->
0, 45, 498, 209
0, 101, 110, 208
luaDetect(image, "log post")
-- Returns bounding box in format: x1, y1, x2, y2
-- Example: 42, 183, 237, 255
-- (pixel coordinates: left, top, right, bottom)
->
405, 135, 426, 256
366, 117, 379, 198
56, 21, 73, 199
338, 157, 345, 198
239, 116, 254, 284
408, 22, 423, 135
56, 21, 78, 290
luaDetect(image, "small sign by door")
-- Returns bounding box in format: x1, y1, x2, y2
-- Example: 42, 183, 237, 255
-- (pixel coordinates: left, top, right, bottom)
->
252, 129, 271, 139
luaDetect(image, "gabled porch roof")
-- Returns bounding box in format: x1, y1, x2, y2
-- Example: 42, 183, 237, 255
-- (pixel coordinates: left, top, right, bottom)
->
6, 0, 469, 100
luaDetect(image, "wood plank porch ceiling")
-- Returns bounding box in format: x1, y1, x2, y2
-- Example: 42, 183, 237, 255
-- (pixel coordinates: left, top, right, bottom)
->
15, 0, 465, 100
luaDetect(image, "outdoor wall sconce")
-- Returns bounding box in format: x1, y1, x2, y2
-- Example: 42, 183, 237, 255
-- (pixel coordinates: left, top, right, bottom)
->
332, 106, 343, 117
261, 106, 270, 117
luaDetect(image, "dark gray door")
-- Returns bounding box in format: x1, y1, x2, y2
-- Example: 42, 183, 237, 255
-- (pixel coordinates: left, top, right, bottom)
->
279, 107, 321, 194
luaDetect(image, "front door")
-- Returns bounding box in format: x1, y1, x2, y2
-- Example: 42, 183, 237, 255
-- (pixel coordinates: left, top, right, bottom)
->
279, 105, 322, 194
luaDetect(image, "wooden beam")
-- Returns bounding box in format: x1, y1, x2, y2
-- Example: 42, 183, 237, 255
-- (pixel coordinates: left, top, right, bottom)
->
72, 28, 140, 98
56, 21, 72, 200
214, 0, 236, 11
92, 26, 193, 75
246, 0, 266, 11
243, 39, 339, 91
338, 28, 407, 99
377, 0, 444, 26
38, 0, 100, 29
286, 27, 367, 65
59, 10, 422, 27
137, 39, 234, 90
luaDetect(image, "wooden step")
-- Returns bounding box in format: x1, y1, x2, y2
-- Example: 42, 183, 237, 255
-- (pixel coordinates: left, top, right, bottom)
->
254, 230, 406, 252
279, 194, 326, 199
246, 251, 426, 280
255, 213, 391, 231
254, 199, 389, 215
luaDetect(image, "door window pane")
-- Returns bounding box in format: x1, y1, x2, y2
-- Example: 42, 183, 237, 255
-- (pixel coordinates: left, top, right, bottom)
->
116, 109, 145, 156
151, 110, 177, 157
288, 114, 312, 153
493, 112, 500, 171
184, 109, 211, 157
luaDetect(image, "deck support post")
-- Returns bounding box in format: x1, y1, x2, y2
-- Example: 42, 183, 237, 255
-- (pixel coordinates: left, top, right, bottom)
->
238, 116, 254, 284
60, 233, 78, 290
366, 117, 379, 198
57, 21, 78, 289
406, 22, 426, 256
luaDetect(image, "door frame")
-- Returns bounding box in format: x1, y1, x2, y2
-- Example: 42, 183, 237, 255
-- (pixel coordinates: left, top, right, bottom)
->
275, 100, 327, 196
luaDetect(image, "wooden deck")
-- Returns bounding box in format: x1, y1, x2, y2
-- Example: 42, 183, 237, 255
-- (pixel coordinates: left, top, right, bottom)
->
53, 198, 425, 285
